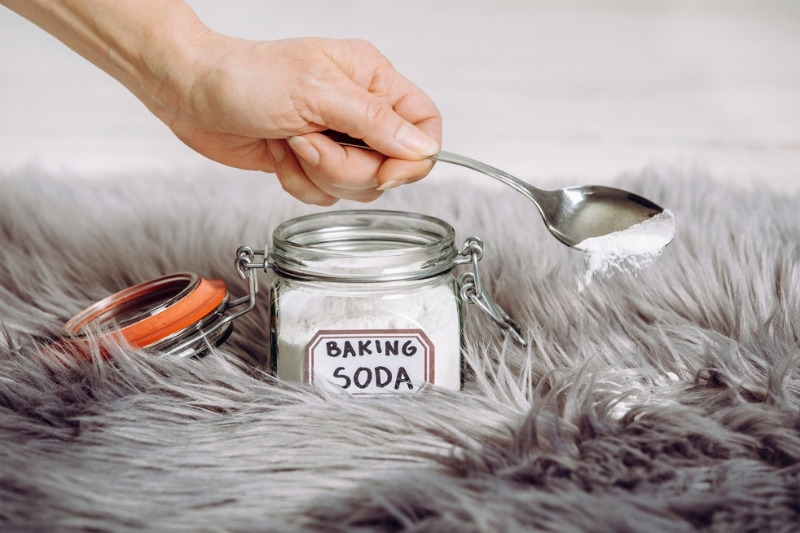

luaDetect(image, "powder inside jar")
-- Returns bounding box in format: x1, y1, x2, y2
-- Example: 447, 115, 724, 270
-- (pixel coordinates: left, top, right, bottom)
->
275, 280, 462, 393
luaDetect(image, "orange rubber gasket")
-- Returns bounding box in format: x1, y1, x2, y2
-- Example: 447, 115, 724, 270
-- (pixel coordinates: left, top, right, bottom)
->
62, 273, 228, 350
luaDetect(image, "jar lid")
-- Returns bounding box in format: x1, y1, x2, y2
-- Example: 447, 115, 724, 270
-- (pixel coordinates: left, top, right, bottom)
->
60, 272, 232, 357
269, 210, 458, 282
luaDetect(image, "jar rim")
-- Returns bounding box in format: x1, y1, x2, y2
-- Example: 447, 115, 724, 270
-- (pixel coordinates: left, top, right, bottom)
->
60, 272, 231, 355
269, 210, 457, 282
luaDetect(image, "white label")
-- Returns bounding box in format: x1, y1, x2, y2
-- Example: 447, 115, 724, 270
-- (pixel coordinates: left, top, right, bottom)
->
305, 329, 434, 393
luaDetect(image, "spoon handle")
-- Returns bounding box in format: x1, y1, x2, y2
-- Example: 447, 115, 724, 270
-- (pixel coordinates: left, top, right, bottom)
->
321, 130, 545, 206
431, 151, 544, 206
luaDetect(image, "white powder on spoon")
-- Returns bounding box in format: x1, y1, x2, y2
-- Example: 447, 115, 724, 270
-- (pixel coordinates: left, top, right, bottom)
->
576, 209, 676, 290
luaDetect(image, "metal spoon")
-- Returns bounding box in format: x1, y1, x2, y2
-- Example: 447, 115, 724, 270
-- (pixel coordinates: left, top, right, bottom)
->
324, 131, 670, 248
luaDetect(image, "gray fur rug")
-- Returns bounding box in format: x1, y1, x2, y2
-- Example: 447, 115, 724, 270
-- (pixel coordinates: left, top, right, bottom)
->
2, 164, 799, 532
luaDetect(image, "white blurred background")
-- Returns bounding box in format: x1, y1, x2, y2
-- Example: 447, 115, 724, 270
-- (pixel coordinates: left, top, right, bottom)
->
1, 0, 799, 192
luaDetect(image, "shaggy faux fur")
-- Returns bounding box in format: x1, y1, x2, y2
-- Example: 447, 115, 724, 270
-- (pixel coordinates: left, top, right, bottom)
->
1, 165, 799, 532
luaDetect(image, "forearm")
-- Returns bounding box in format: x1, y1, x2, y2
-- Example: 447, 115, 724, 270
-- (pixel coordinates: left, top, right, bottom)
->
1, 0, 208, 120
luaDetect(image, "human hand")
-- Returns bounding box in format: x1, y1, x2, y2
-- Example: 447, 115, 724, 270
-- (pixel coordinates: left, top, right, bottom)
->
0, 0, 441, 205
160, 35, 442, 205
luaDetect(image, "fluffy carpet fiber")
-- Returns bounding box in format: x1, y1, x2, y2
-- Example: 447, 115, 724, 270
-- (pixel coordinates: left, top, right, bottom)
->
1, 165, 799, 532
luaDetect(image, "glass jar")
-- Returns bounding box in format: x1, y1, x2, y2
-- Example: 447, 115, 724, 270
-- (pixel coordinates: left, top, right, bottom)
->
267, 210, 463, 392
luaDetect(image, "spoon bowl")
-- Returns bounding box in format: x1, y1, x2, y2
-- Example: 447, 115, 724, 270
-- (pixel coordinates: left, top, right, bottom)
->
521, 184, 666, 247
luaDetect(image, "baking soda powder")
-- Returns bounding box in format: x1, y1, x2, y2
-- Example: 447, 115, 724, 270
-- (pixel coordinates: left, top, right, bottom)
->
576, 209, 676, 290
274, 281, 462, 393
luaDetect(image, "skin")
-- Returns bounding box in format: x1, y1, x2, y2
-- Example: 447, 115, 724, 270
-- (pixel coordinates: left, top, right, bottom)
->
0, 0, 442, 205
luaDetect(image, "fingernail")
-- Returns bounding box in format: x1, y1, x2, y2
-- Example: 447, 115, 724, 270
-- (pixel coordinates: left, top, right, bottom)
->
267, 139, 286, 163
287, 136, 320, 166
398, 123, 439, 157
377, 179, 408, 191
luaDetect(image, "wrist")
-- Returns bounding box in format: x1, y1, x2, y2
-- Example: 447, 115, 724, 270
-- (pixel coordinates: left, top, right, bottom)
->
124, 7, 214, 128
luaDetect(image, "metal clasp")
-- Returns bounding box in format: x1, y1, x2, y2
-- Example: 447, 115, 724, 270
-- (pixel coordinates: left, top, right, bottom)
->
162, 247, 267, 357
456, 237, 527, 346
226, 245, 267, 315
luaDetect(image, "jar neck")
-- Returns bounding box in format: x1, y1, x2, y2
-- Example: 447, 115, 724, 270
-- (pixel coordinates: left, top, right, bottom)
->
269, 210, 458, 283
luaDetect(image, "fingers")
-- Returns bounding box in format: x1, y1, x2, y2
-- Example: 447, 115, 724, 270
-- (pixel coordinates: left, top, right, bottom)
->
316, 84, 440, 162
266, 139, 338, 206
289, 132, 434, 195
308, 43, 442, 161
286, 134, 385, 202
363, 66, 443, 160
230, 136, 393, 206
376, 158, 435, 190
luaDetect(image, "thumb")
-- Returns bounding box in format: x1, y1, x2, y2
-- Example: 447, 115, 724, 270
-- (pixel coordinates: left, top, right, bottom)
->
318, 81, 440, 160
